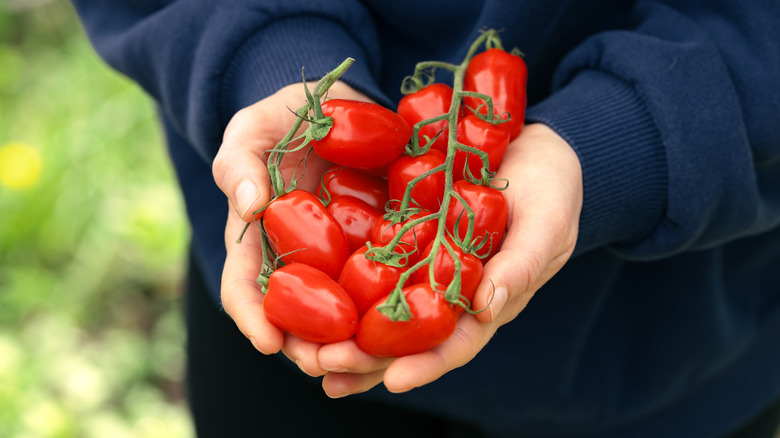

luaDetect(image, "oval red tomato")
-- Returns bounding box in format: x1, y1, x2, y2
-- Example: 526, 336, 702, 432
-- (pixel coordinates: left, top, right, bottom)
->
327, 196, 383, 254
453, 114, 509, 181
446, 180, 508, 259
263, 263, 358, 344
263, 190, 350, 280
311, 99, 411, 169
356, 283, 458, 357
387, 149, 447, 213
410, 236, 483, 312
338, 245, 406, 318
317, 165, 389, 211
371, 213, 437, 266
463, 48, 527, 141
397, 83, 453, 153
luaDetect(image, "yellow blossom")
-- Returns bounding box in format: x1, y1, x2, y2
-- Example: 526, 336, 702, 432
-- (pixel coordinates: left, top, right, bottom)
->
0, 141, 42, 188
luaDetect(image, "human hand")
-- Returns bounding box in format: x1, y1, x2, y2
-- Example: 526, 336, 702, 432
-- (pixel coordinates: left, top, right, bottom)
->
316, 123, 584, 397
213, 81, 373, 376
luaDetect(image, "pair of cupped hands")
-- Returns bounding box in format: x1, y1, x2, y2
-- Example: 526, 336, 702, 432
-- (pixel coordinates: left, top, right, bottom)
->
212, 81, 583, 398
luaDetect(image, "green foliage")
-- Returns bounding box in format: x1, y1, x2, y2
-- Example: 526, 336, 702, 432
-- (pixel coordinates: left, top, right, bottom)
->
0, 1, 192, 436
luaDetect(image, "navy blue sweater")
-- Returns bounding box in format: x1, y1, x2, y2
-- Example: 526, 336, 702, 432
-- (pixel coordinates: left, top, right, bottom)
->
72, 1, 780, 436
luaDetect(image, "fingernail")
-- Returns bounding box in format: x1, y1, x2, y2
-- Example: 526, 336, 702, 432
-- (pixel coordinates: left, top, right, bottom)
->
388, 386, 413, 394
249, 336, 260, 352
236, 179, 260, 218
294, 358, 318, 377
488, 286, 508, 322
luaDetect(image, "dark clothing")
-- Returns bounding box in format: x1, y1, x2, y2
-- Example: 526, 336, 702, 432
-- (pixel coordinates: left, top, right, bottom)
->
185, 248, 780, 438
72, 1, 780, 436
184, 248, 488, 438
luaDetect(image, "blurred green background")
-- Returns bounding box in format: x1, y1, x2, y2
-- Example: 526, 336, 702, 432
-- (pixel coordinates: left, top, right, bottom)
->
1, 0, 193, 436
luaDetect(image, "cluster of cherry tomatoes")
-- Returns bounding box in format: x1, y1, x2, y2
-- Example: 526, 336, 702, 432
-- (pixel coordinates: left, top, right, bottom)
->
254, 32, 526, 358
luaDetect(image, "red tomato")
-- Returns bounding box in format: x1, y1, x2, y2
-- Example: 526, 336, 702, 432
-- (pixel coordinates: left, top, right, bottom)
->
263, 190, 350, 280
356, 283, 458, 357
311, 99, 411, 169
371, 213, 437, 266
317, 165, 389, 211
463, 48, 527, 140
387, 149, 446, 212
354, 164, 389, 179
410, 236, 483, 312
327, 196, 383, 254
263, 263, 358, 344
397, 83, 453, 153
453, 114, 509, 181
446, 180, 508, 259
338, 245, 406, 318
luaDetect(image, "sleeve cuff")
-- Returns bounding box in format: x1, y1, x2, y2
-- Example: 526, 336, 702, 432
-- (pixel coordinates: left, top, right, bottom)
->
526, 70, 668, 257
217, 16, 386, 130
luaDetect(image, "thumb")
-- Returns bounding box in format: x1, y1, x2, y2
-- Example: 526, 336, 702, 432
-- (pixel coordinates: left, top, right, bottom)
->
473, 247, 543, 325
473, 216, 576, 324
212, 81, 372, 221
212, 100, 292, 222
472, 124, 582, 324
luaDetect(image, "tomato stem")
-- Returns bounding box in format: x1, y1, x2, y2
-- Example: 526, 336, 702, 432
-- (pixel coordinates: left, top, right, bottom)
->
266, 58, 355, 197
255, 218, 277, 291
394, 163, 447, 212
376, 30, 506, 320
408, 113, 449, 154
366, 211, 439, 268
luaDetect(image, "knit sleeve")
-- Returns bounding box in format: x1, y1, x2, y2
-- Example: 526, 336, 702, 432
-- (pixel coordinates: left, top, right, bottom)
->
71, 0, 385, 162
525, 0, 780, 260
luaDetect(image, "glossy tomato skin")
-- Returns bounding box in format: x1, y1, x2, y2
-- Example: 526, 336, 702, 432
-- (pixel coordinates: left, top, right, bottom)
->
410, 236, 483, 312
263, 263, 358, 344
317, 165, 389, 211
463, 48, 527, 141
446, 180, 508, 259
387, 149, 447, 213
371, 214, 437, 266
263, 190, 350, 280
356, 283, 458, 357
327, 196, 383, 254
312, 99, 411, 169
397, 83, 453, 153
453, 114, 510, 181
338, 245, 406, 318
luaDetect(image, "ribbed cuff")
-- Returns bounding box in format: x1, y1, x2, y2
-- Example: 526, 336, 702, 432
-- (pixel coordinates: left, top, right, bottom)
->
526, 70, 668, 256
217, 16, 384, 127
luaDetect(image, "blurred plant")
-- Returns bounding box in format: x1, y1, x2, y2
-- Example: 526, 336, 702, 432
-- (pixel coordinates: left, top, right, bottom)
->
0, 1, 193, 436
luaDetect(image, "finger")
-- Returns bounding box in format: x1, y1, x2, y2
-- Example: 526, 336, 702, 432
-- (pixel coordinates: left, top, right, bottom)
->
281, 333, 327, 377
213, 103, 290, 222
474, 124, 582, 323
474, 208, 574, 324
318, 339, 394, 373
220, 212, 284, 354
382, 315, 492, 393
321, 369, 386, 399
213, 81, 374, 221
474, 248, 543, 324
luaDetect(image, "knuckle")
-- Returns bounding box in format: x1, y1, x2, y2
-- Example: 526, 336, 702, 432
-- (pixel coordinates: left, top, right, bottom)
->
211, 159, 224, 184
211, 150, 231, 186
449, 326, 477, 354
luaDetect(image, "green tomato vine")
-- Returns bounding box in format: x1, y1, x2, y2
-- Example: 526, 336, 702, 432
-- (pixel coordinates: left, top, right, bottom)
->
250, 29, 511, 323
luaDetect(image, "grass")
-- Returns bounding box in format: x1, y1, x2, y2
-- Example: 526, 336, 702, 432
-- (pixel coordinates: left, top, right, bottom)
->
0, 1, 193, 436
